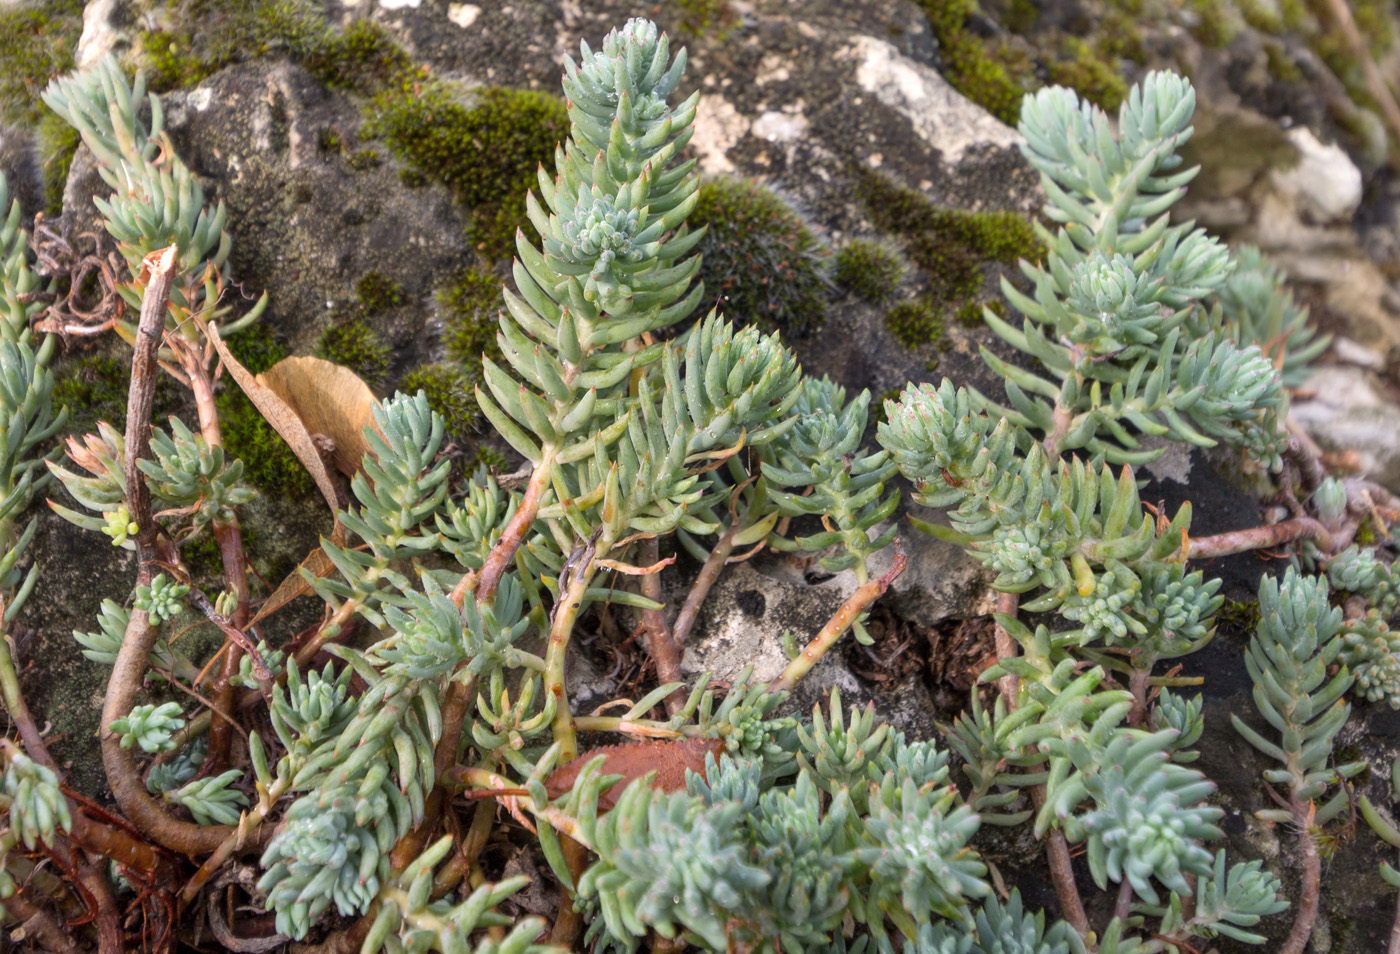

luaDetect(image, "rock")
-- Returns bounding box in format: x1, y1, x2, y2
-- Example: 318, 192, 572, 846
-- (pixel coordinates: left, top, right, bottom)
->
841, 35, 1021, 166
1269, 127, 1363, 225
678, 557, 863, 716
1292, 365, 1400, 492
151, 60, 475, 370
75, 0, 133, 68
0, 123, 42, 217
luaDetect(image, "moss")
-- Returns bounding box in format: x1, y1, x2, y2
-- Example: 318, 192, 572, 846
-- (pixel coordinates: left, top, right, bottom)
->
834, 239, 904, 305
1048, 39, 1127, 113
1264, 42, 1304, 84
687, 177, 831, 335
1095, 12, 1148, 66
139, 30, 217, 91
398, 364, 472, 435
884, 296, 945, 350
1000, 0, 1038, 35
367, 84, 568, 260
213, 325, 314, 495
670, 0, 739, 38
857, 171, 1039, 309
317, 127, 343, 155
919, 0, 1033, 126
0, 0, 83, 124
440, 268, 503, 373
139, 0, 326, 92
52, 354, 133, 437
303, 19, 420, 96
1186, 0, 1236, 48
348, 148, 381, 172
953, 300, 984, 327
1217, 598, 1262, 634
355, 271, 405, 312
36, 108, 79, 215
316, 316, 391, 389
473, 445, 508, 473
217, 392, 313, 496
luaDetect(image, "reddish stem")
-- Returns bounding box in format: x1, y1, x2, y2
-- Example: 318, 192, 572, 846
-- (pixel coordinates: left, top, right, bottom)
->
458, 462, 551, 607
671, 524, 738, 647
1278, 797, 1321, 954
992, 591, 1020, 703
105, 247, 237, 854
636, 537, 686, 716
1188, 517, 1332, 560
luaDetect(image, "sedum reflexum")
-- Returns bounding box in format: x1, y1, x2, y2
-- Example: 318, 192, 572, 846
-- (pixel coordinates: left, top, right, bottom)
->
980, 72, 1289, 466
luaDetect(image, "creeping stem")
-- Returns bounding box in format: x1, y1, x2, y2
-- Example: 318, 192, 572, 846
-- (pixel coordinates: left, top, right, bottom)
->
546, 572, 597, 763
770, 549, 906, 693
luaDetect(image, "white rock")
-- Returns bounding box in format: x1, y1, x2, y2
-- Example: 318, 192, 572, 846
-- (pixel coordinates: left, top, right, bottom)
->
1270, 127, 1362, 224
1292, 365, 1400, 491
378, 0, 421, 9
447, 3, 480, 28
692, 94, 749, 174
752, 110, 808, 143
841, 35, 1021, 165
76, 0, 121, 67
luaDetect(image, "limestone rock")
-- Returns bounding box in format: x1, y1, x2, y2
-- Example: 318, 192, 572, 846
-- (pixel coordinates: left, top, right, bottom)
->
1269, 127, 1363, 225
1292, 365, 1400, 492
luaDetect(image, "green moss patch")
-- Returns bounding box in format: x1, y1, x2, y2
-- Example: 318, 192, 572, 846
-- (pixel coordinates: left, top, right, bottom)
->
687, 177, 831, 335
36, 110, 79, 214
214, 325, 313, 496
834, 239, 905, 305
857, 171, 1038, 333
0, 0, 83, 124
367, 85, 568, 260
303, 19, 420, 96
884, 296, 946, 350
139, 0, 326, 92
315, 317, 390, 390
440, 268, 503, 373
356, 271, 405, 312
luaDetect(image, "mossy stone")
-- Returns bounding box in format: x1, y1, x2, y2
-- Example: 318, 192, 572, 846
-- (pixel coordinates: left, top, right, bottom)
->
1048, 38, 1128, 114
355, 271, 405, 312
834, 239, 905, 305
0, 0, 83, 124
302, 19, 420, 96
138, 0, 326, 93
316, 316, 391, 389
367, 85, 568, 260
440, 268, 504, 375
213, 325, 313, 496
885, 296, 945, 350
687, 177, 831, 335
858, 171, 1039, 312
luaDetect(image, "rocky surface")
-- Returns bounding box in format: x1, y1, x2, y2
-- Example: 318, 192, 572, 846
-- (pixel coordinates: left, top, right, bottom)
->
7, 0, 1400, 949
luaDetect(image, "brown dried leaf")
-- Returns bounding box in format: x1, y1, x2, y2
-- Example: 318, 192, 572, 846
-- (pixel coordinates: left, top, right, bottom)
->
256, 356, 379, 478
205, 327, 345, 535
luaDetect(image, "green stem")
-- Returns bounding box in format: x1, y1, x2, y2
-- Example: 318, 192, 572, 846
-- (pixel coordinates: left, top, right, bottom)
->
545, 571, 596, 763
0, 635, 54, 770
771, 549, 905, 692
